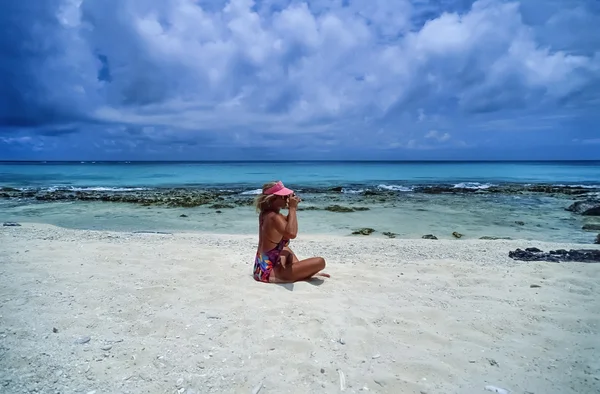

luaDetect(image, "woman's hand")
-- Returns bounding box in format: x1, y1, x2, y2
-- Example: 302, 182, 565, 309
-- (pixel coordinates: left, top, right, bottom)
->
288, 195, 301, 209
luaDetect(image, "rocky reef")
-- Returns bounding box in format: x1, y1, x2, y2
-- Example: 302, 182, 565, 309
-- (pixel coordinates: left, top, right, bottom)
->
509, 247, 600, 263
1, 183, 598, 208
0, 187, 255, 208
414, 184, 595, 196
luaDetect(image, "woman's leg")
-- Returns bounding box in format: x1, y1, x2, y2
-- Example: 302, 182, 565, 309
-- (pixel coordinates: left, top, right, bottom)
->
286, 247, 330, 278
270, 248, 329, 283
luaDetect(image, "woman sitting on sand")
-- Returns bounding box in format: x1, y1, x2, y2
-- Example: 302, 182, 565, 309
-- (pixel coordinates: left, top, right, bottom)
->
253, 181, 330, 283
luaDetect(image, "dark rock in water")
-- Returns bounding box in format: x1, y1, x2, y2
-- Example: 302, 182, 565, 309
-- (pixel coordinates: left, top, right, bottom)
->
551, 249, 568, 255
525, 247, 542, 253
452, 231, 463, 239
583, 207, 600, 216
566, 200, 600, 215
298, 206, 321, 211
419, 186, 464, 194
522, 185, 592, 195
179, 214, 188, 218
352, 228, 375, 236
509, 248, 600, 263
330, 186, 344, 193
515, 221, 525, 226
595, 234, 600, 244
583, 223, 600, 231
382, 232, 396, 239
210, 203, 234, 209
215, 210, 222, 214
2, 222, 21, 227
362, 190, 380, 196
422, 234, 438, 240
479, 236, 511, 240
530, 284, 541, 288
325, 205, 361, 213
325, 205, 354, 213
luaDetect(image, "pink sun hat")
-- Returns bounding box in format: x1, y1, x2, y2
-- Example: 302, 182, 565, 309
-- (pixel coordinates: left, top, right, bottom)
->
264, 181, 294, 196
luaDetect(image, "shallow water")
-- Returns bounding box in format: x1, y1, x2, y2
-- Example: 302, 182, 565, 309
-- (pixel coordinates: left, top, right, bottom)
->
1, 161, 598, 243
1, 193, 595, 243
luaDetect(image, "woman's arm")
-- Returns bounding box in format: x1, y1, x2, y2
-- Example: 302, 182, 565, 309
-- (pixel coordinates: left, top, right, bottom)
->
271, 209, 298, 239
285, 207, 298, 238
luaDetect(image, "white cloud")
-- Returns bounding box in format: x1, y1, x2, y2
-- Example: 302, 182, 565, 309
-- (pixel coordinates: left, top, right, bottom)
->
1, 0, 599, 152
580, 138, 600, 145
425, 130, 451, 142
0, 136, 32, 144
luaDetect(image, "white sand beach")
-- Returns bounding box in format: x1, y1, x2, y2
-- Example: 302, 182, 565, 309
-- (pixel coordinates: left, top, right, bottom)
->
1, 223, 599, 394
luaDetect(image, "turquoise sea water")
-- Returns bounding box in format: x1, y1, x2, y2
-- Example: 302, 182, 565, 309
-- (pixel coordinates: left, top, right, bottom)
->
2, 161, 600, 189
1, 161, 599, 243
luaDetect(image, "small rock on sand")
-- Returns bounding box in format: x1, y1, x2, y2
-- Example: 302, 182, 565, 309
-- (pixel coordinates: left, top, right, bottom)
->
352, 228, 375, 236
485, 385, 509, 394
252, 381, 263, 394
75, 336, 91, 344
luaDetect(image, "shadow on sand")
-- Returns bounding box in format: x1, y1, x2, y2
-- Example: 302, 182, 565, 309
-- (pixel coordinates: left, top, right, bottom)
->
276, 277, 325, 291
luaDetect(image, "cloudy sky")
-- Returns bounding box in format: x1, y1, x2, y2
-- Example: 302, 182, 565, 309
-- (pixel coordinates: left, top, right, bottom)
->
1, 0, 599, 160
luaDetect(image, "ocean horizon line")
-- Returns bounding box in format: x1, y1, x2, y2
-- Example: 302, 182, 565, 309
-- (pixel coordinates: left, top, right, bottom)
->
2, 159, 600, 164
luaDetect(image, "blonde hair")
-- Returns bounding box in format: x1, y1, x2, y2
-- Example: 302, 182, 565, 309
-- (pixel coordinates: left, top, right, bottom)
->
253, 181, 279, 213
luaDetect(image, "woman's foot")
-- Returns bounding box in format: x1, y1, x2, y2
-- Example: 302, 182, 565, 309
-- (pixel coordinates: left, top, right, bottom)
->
315, 272, 330, 278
